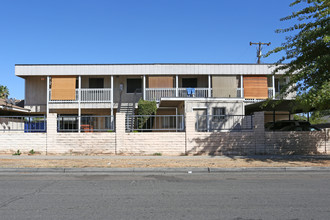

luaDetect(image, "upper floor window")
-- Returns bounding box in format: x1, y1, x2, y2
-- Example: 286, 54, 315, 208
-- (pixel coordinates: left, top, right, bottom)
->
89, 78, 104, 88
127, 78, 142, 93
182, 78, 197, 88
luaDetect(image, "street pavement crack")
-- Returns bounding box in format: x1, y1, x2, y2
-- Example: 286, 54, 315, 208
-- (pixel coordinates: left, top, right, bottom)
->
0, 180, 58, 209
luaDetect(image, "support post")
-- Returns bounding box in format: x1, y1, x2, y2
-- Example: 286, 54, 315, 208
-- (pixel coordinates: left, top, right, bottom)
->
272, 74, 275, 99
143, 75, 146, 100
240, 75, 244, 98
78, 76, 81, 133
208, 75, 211, 98
176, 75, 179, 97
111, 75, 114, 116
46, 76, 50, 116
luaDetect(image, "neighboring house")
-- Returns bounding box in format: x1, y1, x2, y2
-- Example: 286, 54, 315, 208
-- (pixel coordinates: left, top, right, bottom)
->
0, 98, 30, 115
15, 63, 293, 132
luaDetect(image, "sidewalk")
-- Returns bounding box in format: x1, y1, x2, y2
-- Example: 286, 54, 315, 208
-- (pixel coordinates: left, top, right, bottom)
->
1, 155, 330, 169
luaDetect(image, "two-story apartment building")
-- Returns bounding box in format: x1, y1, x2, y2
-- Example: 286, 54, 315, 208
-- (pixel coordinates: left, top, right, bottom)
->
15, 63, 292, 131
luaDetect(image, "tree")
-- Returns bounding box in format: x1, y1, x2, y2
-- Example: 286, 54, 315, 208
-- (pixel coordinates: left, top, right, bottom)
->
266, 0, 330, 110
0, 85, 9, 99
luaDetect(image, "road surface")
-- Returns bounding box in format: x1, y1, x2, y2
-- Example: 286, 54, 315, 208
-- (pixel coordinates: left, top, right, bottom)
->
0, 171, 329, 219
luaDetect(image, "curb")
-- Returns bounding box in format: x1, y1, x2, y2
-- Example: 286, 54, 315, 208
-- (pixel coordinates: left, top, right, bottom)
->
0, 167, 330, 173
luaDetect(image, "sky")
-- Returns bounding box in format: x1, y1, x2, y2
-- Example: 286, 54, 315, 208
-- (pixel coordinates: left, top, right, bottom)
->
0, 0, 301, 99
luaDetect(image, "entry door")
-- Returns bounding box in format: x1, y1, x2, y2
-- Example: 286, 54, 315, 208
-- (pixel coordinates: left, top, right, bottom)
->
194, 109, 207, 131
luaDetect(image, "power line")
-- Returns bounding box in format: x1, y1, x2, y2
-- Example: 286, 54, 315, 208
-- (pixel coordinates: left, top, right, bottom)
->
250, 42, 271, 64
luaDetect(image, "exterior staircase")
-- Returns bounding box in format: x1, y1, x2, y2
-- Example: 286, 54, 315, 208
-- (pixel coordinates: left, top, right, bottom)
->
117, 90, 142, 131
117, 103, 135, 131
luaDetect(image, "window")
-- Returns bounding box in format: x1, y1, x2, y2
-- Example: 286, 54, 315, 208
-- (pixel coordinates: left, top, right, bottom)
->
212, 107, 226, 122
89, 78, 104, 88
182, 78, 197, 88
127, 78, 142, 93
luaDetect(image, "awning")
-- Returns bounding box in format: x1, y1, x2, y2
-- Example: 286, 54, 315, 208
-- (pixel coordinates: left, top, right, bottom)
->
245, 100, 315, 115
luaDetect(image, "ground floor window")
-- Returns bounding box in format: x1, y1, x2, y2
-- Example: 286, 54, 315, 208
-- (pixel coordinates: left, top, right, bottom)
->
212, 107, 226, 122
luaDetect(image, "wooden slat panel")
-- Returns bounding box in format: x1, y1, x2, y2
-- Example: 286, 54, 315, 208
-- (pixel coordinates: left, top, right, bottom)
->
243, 76, 268, 99
51, 76, 76, 100
148, 76, 174, 88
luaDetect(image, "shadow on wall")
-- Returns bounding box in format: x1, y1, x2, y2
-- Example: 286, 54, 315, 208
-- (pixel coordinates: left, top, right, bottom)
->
188, 131, 256, 156
188, 131, 328, 156
265, 131, 328, 155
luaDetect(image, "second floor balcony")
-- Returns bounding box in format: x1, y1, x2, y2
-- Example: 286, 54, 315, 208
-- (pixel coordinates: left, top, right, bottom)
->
49, 88, 112, 103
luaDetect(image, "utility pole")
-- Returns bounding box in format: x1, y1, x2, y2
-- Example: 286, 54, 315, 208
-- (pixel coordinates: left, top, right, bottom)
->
250, 42, 271, 64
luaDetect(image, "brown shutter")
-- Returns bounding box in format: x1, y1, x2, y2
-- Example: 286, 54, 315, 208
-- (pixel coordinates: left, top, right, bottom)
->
243, 76, 268, 99
148, 76, 173, 88
51, 76, 76, 100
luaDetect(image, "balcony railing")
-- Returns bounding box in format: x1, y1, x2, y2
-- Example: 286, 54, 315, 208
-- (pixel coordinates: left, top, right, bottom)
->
145, 88, 248, 101
49, 88, 112, 103
178, 88, 210, 98
145, 88, 176, 101
81, 89, 111, 102
268, 88, 274, 98
145, 88, 212, 101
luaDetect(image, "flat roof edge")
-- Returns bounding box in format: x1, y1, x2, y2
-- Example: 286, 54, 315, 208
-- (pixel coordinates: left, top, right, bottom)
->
15, 63, 283, 66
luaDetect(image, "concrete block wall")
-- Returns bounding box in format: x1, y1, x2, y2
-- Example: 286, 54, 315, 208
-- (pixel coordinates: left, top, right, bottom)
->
0, 133, 47, 155
265, 129, 329, 155
0, 112, 329, 155
187, 132, 256, 155
120, 133, 186, 155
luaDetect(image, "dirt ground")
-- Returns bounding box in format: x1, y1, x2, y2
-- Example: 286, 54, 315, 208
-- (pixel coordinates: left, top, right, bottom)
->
1, 156, 330, 168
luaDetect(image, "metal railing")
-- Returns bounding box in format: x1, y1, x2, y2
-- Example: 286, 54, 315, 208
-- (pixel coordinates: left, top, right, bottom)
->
57, 115, 115, 132
126, 115, 185, 132
145, 88, 211, 101
177, 88, 210, 98
268, 88, 274, 98
237, 88, 243, 98
49, 88, 112, 103
196, 115, 253, 132
0, 116, 47, 132
81, 89, 112, 102
145, 88, 176, 101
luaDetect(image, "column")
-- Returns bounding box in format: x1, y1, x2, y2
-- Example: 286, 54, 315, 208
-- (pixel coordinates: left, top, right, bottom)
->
78, 76, 81, 133
143, 75, 146, 100
185, 112, 195, 155
111, 75, 114, 116
240, 75, 244, 98
272, 75, 275, 99
208, 75, 211, 98
46, 113, 57, 155
115, 112, 126, 155
254, 111, 266, 154
46, 76, 50, 116
176, 75, 179, 97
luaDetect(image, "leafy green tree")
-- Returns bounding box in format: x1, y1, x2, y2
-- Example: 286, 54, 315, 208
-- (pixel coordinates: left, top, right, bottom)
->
0, 85, 9, 99
266, 0, 330, 110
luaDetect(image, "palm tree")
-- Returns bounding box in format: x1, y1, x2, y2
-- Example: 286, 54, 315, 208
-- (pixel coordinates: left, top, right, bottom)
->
0, 85, 9, 99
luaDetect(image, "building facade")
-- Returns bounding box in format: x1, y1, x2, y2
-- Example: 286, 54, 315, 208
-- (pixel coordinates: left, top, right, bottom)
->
15, 63, 294, 132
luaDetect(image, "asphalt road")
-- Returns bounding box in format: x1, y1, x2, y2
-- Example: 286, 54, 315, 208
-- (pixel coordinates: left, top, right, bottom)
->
0, 172, 329, 220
